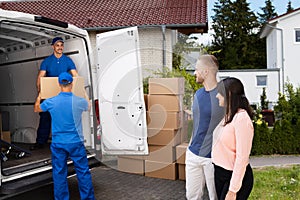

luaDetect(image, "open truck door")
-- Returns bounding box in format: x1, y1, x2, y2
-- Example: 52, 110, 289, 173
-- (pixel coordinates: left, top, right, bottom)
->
96, 27, 148, 155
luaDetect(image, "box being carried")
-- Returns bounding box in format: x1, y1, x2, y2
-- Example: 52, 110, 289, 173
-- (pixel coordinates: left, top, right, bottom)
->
149, 78, 185, 95
40, 76, 85, 99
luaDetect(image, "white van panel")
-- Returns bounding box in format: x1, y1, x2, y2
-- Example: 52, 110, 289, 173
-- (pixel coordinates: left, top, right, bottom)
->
96, 27, 148, 155
0, 105, 39, 140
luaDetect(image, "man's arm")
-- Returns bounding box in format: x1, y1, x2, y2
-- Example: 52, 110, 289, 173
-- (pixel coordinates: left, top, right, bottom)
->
34, 93, 43, 113
69, 69, 78, 77
36, 70, 46, 92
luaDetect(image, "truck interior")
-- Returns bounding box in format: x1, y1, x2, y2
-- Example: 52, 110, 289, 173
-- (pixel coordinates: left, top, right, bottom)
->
0, 12, 99, 194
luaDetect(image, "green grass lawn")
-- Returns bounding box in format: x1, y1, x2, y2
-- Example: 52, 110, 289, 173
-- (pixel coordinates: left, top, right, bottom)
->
249, 165, 300, 200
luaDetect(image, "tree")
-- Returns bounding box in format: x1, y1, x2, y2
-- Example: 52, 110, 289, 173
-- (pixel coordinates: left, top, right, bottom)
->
286, 0, 294, 13
260, 87, 269, 110
210, 0, 265, 69
258, 0, 278, 25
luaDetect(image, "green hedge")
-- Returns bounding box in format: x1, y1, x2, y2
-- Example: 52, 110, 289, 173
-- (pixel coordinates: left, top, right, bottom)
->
251, 83, 300, 155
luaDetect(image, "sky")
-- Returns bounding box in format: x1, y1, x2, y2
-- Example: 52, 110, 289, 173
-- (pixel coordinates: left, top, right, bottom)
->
197, 0, 300, 45
209, 0, 300, 18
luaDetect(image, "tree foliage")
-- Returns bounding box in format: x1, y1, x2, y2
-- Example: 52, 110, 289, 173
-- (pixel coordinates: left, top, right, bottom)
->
210, 0, 266, 69
257, 0, 278, 25
286, 0, 294, 13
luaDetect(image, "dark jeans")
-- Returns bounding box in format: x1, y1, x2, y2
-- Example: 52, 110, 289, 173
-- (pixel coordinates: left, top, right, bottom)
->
214, 163, 253, 200
36, 111, 51, 144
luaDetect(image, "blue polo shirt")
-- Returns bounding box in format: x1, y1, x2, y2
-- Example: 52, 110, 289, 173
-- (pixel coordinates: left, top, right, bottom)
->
40, 92, 88, 143
188, 87, 224, 158
40, 54, 76, 77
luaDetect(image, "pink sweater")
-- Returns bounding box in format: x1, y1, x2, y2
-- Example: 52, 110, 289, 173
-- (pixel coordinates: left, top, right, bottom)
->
212, 109, 254, 193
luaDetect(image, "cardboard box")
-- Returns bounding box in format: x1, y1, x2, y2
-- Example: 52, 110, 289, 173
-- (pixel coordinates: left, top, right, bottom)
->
176, 142, 189, 164
147, 128, 181, 146
0, 111, 9, 131
145, 160, 177, 180
181, 111, 189, 143
178, 164, 186, 180
117, 156, 144, 175
147, 111, 182, 129
145, 144, 176, 163
149, 78, 185, 95
1, 131, 11, 143
40, 76, 85, 99
148, 94, 183, 112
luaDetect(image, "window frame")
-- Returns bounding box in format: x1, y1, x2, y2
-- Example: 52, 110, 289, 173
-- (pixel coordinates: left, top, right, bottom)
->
256, 75, 268, 87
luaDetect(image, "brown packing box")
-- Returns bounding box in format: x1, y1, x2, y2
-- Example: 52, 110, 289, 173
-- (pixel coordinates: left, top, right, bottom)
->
181, 111, 189, 143
1, 131, 11, 143
176, 142, 189, 164
148, 77, 185, 95
120, 154, 145, 160
40, 76, 85, 99
147, 111, 182, 129
147, 128, 181, 146
145, 144, 176, 163
117, 156, 144, 175
178, 164, 186, 180
0, 114, 10, 143
148, 94, 183, 112
145, 160, 177, 180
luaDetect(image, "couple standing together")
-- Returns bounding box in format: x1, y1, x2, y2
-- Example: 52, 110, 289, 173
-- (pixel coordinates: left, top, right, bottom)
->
186, 55, 254, 200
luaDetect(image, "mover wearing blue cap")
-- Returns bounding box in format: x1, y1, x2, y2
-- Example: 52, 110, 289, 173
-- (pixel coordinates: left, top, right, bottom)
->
32, 36, 79, 151
34, 72, 95, 200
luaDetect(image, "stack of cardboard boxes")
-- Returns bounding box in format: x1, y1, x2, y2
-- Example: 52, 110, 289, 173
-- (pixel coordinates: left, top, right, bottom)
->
175, 142, 188, 180
118, 77, 189, 180
145, 77, 185, 180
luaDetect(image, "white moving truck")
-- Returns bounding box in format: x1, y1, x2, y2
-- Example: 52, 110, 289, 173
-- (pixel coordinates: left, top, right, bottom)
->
0, 9, 148, 195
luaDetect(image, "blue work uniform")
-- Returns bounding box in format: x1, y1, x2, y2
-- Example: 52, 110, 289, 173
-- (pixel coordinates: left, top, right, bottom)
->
41, 92, 95, 200
189, 87, 224, 158
36, 54, 76, 144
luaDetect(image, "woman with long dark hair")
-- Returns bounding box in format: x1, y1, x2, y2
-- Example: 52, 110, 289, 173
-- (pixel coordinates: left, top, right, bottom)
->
212, 77, 254, 200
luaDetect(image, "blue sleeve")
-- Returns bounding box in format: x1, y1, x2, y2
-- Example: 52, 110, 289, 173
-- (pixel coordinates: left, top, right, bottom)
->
40, 58, 47, 71
81, 98, 88, 111
40, 99, 53, 112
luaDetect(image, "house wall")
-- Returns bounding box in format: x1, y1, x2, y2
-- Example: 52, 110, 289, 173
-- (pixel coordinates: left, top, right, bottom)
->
278, 14, 300, 88
218, 70, 280, 108
87, 27, 174, 79
266, 30, 280, 69
139, 27, 173, 77
267, 10, 300, 89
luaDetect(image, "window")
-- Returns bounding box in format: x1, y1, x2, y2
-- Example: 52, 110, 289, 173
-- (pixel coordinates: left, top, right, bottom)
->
295, 30, 300, 43
256, 75, 267, 86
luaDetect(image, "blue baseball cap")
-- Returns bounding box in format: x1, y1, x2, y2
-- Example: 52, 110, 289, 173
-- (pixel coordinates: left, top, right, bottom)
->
58, 72, 73, 85
51, 37, 64, 45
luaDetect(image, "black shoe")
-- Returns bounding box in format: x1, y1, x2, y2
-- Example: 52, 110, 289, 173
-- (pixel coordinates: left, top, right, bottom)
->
30, 143, 44, 150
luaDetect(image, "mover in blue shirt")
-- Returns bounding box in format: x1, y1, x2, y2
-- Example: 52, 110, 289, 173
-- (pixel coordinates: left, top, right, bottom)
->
32, 36, 78, 150
34, 72, 95, 200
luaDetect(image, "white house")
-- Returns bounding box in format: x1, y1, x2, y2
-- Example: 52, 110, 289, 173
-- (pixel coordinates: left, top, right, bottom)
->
218, 69, 280, 108
260, 8, 300, 91
185, 51, 281, 107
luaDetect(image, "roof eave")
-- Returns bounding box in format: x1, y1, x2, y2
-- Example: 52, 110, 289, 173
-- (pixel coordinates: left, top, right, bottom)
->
84, 23, 208, 35
260, 22, 277, 38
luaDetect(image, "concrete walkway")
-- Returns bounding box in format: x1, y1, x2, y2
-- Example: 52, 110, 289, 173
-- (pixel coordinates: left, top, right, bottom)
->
250, 154, 300, 168
6, 155, 300, 200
